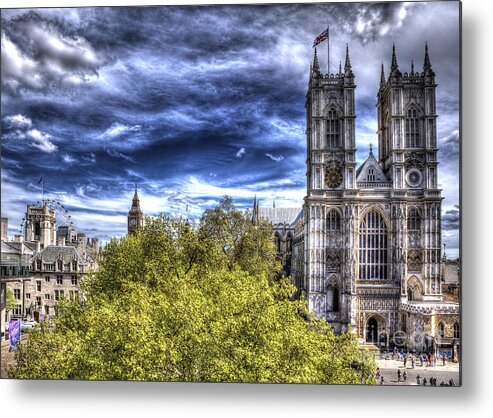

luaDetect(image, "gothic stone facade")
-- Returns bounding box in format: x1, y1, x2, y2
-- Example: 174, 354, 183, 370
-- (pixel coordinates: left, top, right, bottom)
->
287, 44, 459, 349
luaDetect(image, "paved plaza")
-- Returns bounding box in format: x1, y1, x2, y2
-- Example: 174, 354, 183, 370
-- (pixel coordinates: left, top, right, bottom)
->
375, 356, 460, 386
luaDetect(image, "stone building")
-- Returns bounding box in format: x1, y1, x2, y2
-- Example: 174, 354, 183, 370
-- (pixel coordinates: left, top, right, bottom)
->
1, 202, 100, 324
255, 43, 459, 353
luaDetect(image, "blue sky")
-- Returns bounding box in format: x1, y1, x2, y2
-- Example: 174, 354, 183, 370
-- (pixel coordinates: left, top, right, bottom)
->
1, 2, 460, 257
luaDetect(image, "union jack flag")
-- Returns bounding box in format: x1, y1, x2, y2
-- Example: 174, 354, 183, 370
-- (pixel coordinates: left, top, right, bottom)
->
313, 28, 328, 47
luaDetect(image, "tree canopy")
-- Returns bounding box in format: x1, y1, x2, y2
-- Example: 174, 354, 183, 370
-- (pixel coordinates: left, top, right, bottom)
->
9, 197, 376, 383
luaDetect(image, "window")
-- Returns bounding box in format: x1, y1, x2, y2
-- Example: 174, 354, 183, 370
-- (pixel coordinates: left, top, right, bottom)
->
405, 107, 422, 148
13, 304, 22, 315
408, 207, 421, 231
358, 210, 388, 280
36, 281, 42, 292
72, 260, 78, 271
45, 294, 50, 300
454, 322, 460, 339
286, 235, 293, 254
45, 264, 54, 271
57, 260, 63, 271
45, 276, 51, 282
438, 322, 445, 338
71, 275, 78, 286
407, 288, 414, 301
36, 296, 41, 308
54, 290, 62, 301
44, 305, 49, 315
56, 275, 63, 285
367, 167, 376, 182
25, 293, 31, 300
327, 209, 341, 232
36, 260, 42, 270
332, 287, 339, 312
14, 289, 21, 299
326, 109, 340, 148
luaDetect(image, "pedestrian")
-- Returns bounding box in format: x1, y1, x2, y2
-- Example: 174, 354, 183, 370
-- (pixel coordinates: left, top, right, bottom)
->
404, 356, 407, 367
403, 370, 407, 382
376, 367, 381, 380
397, 369, 401, 382
443, 354, 447, 366
416, 374, 421, 385
380, 376, 385, 385
449, 378, 455, 386
411, 357, 415, 369
423, 377, 427, 386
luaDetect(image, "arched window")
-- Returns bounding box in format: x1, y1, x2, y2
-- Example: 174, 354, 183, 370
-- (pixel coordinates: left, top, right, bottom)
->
367, 167, 376, 181
34, 222, 41, 237
332, 286, 339, 312
438, 322, 445, 338
405, 107, 422, 148
454, 322, 460, 339
359, 210, 388, 280
408, 288, 414, 301
326, 209, 341, 232
286, 233, 293, 253
326, 109, 340, 148
408, 207, 421, 231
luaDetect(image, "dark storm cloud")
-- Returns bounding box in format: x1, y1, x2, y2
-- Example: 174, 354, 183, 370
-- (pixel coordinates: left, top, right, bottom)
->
1, 11, 109, 94
1, 2, 460, 254
442, 205, 460, 231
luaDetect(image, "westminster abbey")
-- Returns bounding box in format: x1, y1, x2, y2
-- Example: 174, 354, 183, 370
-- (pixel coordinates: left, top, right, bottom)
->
253, 43, 459, 352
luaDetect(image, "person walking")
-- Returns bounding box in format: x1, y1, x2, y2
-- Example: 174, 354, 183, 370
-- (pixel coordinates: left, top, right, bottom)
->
443, 354, 447, 366
423, 377, 427, 386
397, 369, 401, 382
380, 376, 385, 385
416, 374, 421, 385
411, 357, 415, 369
403, 370, 407, 382
404, 356, 407, 367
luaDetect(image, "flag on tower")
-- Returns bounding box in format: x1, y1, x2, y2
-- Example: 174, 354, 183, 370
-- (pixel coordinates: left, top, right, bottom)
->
313, 28, 328, 47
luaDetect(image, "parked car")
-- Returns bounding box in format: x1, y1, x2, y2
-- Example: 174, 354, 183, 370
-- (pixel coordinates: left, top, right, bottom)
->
20, 320, 37, 332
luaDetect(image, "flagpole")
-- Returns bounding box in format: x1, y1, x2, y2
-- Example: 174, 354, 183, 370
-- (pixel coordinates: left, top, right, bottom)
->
327, 25, 330, 74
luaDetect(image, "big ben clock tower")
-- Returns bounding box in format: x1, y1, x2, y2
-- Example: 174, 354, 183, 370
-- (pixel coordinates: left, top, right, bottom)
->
128, 186, 143, 235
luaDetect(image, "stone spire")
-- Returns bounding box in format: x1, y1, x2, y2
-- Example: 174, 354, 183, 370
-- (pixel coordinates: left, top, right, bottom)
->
369, 143, 374, 157
423, 42, 434, 75
344, 43, 353, 75
339, 60, 342, 76
132, 185, 140, 204
312, 47, 320, 76
380, 62, 386, 86
389, 43, 402, 80
411, 60, 415, 75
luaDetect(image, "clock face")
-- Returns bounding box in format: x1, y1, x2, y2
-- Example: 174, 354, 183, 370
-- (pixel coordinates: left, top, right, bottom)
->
130, 218, 137, 226
325, 168, 343, 188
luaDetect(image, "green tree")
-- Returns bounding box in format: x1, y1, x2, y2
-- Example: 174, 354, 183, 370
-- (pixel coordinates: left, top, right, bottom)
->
9, 197, 376, 383
5, 289, 17, 313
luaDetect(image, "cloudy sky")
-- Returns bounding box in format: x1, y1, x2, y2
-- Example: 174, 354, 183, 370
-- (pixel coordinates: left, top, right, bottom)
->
0, 1, 460, 257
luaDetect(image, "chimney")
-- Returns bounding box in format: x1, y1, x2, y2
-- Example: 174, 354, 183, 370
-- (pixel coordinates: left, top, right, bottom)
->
58, 237, 66, 246
14, 235, 24, 243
